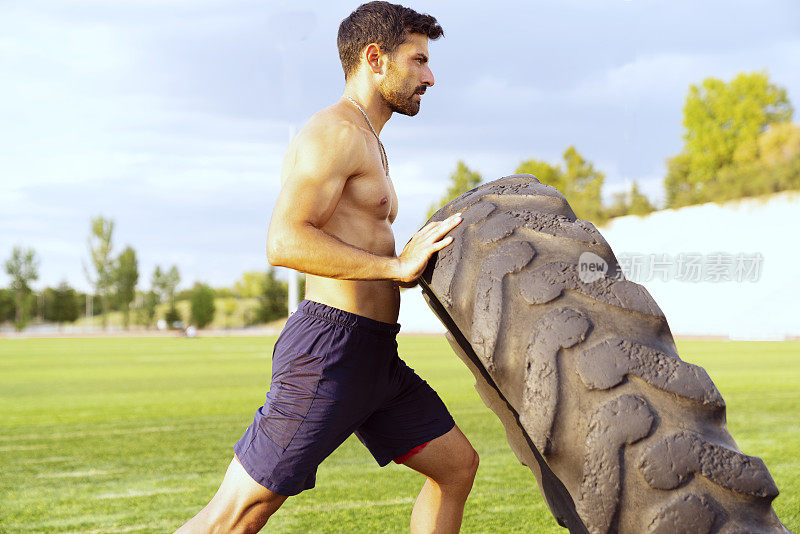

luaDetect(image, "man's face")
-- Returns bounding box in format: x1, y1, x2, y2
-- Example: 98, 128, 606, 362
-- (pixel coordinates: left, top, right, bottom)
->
378, 33, 434, 117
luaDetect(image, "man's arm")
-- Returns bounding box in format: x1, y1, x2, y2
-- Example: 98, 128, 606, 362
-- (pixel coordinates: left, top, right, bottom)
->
266, 121, 460, 283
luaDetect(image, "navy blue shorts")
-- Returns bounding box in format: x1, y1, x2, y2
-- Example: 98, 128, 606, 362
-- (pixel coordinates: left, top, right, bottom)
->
233, 299, 456, 496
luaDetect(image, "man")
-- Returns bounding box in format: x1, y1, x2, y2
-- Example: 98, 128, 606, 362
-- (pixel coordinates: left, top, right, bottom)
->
175, 3, 478, 532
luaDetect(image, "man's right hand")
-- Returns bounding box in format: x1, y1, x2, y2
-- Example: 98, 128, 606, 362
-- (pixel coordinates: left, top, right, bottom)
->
395, 213, 462, 284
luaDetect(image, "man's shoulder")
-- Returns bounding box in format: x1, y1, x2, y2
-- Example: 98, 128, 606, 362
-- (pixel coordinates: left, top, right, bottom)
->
285, 103, 367, 179
297, 103, 367, 154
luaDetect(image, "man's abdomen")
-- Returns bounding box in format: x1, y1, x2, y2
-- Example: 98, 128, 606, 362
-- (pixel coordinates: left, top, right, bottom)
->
304, 276, 400, 324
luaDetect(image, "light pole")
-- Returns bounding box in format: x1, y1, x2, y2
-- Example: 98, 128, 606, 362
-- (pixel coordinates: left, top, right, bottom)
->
286, 123, 300, 315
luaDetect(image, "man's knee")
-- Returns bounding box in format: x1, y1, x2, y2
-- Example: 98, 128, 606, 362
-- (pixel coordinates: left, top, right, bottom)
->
463, 447, 479, 482
442, 445, 479, 489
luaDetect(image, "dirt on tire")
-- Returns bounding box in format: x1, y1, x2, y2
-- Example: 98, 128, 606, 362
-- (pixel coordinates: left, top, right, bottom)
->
419, 174, 790, 534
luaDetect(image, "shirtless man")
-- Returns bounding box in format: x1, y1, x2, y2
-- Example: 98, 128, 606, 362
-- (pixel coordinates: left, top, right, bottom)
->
175, 3, 478, 533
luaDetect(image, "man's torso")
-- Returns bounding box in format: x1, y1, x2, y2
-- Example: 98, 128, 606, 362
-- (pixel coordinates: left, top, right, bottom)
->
281, 101, 401, 323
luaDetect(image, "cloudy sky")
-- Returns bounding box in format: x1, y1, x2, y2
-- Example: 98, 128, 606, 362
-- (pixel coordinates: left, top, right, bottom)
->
2, 0, 798, 292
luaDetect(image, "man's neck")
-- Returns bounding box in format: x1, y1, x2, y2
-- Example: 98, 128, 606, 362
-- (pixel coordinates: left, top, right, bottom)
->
342, 84, 392, 136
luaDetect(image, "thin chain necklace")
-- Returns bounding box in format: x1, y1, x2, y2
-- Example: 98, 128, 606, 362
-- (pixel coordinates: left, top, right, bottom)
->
345, 96, 389, 177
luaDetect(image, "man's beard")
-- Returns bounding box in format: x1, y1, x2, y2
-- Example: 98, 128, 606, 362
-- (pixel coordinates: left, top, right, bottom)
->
379, 64, 425, 116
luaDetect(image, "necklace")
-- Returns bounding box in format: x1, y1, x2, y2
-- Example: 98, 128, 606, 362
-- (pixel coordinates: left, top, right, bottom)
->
345, 96, 389, 177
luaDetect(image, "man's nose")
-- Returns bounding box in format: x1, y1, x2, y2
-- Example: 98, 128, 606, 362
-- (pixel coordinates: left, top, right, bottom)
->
422, 66, 434, 87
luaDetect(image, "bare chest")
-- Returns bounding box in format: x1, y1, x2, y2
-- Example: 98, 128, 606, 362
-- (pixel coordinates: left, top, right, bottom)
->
341, 167, 398, 222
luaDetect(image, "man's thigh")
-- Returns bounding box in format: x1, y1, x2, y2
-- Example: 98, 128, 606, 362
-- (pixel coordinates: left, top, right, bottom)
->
355, 355, 456, 466
235, 376, 370, 497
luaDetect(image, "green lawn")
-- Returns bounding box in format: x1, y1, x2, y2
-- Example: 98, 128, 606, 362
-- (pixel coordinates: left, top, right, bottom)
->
0, 337, 797, 533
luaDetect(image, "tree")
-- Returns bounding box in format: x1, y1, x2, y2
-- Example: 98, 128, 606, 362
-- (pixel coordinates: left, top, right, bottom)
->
234, 270, 266, 326
259, 267, 288, 323
114, 246, 139, 328
514, 158, 565, 191
757, 121, 800, 166
234, 269, 291, 324
562, 146, 605, 223
44, 281, 80, 324
4, 246, 39, 331
164, 265, 180, 308
234, 271, 267, 299
0, 289, 15, 323
135, 290, 159, 327
666, 71, 793, 207
222, 298, 238, 328
426, 161, 482, 219
214, 287, 235, 299
151, 265, 168, 304
605, 191, 630, 220
709, 122, 800, 202
165, 306, 183, 329
190, 282, 216, 329
151, 264, 180, 305
664, 152, 692, 208
151, 263, 180, 322
517, 146, 605, 223
628, 182, 655, 216
83, 216, 115, 328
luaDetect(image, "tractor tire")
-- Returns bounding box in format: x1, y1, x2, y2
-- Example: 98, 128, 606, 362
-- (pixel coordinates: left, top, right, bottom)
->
419, 174, 790, 534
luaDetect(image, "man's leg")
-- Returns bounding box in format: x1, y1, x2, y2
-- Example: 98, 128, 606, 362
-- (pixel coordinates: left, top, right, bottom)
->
402, 425, 479, 534
174, 455, 288, 534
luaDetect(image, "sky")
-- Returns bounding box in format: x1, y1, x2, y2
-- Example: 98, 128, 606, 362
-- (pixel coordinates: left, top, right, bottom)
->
1, 0, 798, 293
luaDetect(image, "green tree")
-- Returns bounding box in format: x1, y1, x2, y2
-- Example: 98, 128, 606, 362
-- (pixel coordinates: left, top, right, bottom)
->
666, 71, 793, 207
757, 122, 800, 165
234, 271, 267, 298
628, 182, 655, 216
605, 190, 630, 220
174, 288, 196, 301
514, 158, 565, 191
259, 267, 288, 323
165, 306, 183, 329
606, 181, 655, 220
44, 281, 80, 324
426, 161, 482, 219
222, 298, 238, 328
135, 290, 159, 327
214, 287, 235, 298
83, 216, 115, 328
664, 152, 693, 208
151, 264, 180, 319
711, 122, 800, 201
114, 246, 139, 328
4, 246, 40, 331
0, 289, 15, 323
562, 146, 605, 223
164, 265, 180, 308
151, 265, 168, 304
517, 146, 606, 223
190, 282, 216, 329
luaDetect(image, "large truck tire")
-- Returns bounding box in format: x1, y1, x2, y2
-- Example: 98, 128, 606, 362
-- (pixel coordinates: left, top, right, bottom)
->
419, 174, 790, 534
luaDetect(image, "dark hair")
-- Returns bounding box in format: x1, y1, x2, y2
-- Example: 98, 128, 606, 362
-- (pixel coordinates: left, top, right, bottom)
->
337, 2, 443, 80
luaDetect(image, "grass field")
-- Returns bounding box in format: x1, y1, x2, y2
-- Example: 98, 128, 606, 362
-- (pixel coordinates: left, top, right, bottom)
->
0, 337, 798, 533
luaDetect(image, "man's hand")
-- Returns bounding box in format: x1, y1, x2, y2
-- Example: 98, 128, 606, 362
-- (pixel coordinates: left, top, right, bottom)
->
396, 213, 462, 284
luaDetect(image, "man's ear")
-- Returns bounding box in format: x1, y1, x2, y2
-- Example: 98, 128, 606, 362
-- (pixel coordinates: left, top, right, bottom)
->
363, 43, 384, 75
